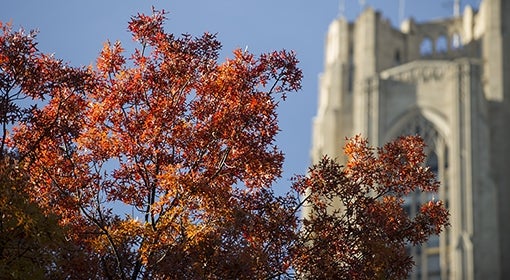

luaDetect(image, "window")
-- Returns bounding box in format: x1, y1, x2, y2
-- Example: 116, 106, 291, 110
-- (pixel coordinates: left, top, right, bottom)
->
394, 114, 450, 280
395, 49, 401, 64
451, 33, 462, 49
436, 35, 448, 53
420, 37, 433, 56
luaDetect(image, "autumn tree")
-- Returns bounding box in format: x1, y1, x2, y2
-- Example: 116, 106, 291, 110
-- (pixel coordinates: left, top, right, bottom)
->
0, 11, 448, 280
0, 22, 106, 279
2, 10, 302, 279
291, 135, 449, 279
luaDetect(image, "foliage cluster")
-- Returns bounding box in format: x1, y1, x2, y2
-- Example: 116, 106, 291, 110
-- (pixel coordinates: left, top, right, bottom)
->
0, 11, 448, 279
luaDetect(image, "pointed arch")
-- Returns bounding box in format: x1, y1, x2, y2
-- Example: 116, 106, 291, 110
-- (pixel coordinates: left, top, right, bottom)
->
384, 108, 451, 279
384, 107, 449, 150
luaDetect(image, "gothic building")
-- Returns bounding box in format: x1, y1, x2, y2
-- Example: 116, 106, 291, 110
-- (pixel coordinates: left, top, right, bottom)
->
311, 0, 510, 279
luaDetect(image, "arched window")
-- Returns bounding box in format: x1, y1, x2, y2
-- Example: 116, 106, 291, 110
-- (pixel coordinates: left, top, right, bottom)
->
451, 33, 462, 49
393, 114, 450, 280
420, 37, 433, 56
436, 35, 448, 53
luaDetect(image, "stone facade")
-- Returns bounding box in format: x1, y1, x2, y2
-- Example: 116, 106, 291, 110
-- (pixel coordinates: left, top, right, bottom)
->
311, 0, 510, 279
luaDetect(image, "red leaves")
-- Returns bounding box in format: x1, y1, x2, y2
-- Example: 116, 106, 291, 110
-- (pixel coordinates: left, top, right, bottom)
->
377, 135, 439, 195
0, 9, 302, 279
259, 49, 303, 97
409, 200, 449, 243
128, 8, 166, 45
97, 41, 125, 76
292, 135, 449, 279
0, 9, 446, 279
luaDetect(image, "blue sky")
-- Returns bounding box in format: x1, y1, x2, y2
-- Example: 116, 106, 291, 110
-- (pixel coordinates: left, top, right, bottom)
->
1, 0, 480, 193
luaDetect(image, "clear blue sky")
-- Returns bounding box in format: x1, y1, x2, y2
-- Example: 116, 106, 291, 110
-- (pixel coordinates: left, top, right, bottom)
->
1, 0, 480, 193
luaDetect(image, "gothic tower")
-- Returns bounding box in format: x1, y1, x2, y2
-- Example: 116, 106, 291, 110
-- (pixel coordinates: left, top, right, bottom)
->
311, 0, 510, 279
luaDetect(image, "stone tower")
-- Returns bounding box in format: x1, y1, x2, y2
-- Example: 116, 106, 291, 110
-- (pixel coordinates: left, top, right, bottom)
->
311, 0, 510, 279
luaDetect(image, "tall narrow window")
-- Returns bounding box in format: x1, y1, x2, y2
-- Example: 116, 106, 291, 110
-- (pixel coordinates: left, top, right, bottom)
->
420, 37, 433, 56
392, 114, 450, 280
436, 35, 448, 53
451, 33, 462, 50
394, 49, 401, 65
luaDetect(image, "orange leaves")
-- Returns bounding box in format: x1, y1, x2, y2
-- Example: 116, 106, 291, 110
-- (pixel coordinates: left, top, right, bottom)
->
0, 10, 449, 279
97, 40, 125, 77
342, 135, 439, 196
344, 134, 374, 168
1, 9, 303, 279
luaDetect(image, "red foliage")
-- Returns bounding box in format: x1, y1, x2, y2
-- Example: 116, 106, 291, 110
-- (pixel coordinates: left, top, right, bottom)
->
0, 11, 447, 280
291, 135, 449, 279
2, 10, 302, 279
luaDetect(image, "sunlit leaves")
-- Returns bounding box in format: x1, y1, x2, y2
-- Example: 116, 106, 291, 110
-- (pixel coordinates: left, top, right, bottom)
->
0, 8, 446, 280
0, 8, 303, 279
97, 41, 125, 77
